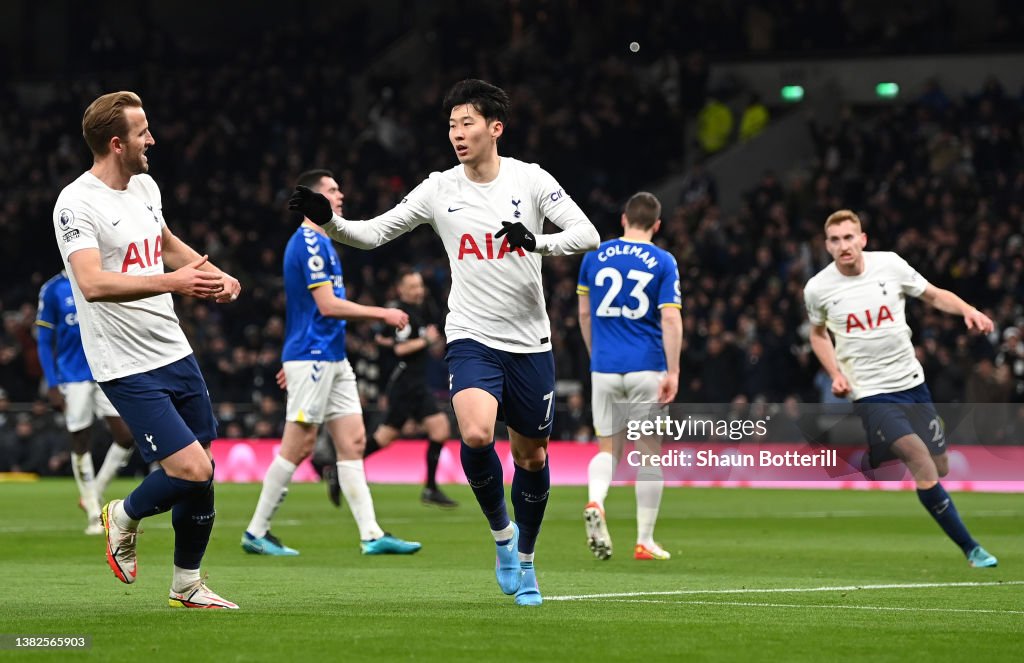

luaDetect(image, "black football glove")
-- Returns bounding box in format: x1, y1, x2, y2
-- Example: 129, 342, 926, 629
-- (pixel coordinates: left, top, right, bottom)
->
288, 185, 334, 224
495, 221, 537, 252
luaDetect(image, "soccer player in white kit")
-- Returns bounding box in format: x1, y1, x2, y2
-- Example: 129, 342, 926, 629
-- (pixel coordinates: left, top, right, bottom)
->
804, 210, 997, 567
577, 192, 682, 561
289, 79, 600, 605
54, 91, 243, 607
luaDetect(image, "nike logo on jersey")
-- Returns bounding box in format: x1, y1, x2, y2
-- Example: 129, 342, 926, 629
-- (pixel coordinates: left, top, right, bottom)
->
448, 206, 465, 213
112, 219, 122, 226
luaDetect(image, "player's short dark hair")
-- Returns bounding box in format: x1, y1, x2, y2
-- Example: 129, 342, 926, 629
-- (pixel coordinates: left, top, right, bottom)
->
296, 169, 335, 191
623, 192, 662, 230
442, 79, 510, 124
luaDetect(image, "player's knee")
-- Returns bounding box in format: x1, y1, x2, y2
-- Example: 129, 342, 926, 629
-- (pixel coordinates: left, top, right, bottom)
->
172, 456, 213, 483
460, 427, 493, 448
512, 446, 547, 471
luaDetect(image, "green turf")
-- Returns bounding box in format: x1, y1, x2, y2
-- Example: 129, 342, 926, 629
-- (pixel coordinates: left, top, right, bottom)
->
1, 480, 1021, 661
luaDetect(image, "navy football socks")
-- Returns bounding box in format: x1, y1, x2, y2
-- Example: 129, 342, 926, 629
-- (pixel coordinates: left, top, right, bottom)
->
460, 441, 510, 531
426, 439, 444, 489
512, 460, 550, 555
917, 483, 977, 553
124, 468, 205, 520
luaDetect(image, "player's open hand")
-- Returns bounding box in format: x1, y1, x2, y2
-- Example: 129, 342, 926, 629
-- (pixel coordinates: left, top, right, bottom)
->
495, 221, 537, 252
831, 373, 851, 398
383, 308, 410, 329
46, 385, 65, 413
275, 367, 287, 390
288, 185, 334, 224
964, 308, 994, 334
213, 272, 242, 303
171, 255, 224, 299
657, 371, 679, 404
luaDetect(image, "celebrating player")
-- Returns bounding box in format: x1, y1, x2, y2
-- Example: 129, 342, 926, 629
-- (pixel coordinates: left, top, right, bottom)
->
55, 91, 242, 608
363, 269, 458, 508
242, 169, 421, 557
288, 79, 600, 605
36, 270, 136, 534
577, 192, 682, 561
804, 209, 997, 567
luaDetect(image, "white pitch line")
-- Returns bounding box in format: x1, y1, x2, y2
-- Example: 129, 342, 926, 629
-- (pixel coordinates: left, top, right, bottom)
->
547, 580, 1024, 602
592, 599, 1024, 616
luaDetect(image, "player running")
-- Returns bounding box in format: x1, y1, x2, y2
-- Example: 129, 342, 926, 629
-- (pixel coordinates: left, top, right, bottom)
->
804, 209, 997, 568
288, 79, 600, 605
577, 192, 682, 561
55, 91, 241, 608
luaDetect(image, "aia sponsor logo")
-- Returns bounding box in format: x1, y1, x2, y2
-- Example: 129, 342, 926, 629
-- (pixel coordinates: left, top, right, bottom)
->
846, 305, 894, 333
121, 236, 163, 272
457, 233, 526, 260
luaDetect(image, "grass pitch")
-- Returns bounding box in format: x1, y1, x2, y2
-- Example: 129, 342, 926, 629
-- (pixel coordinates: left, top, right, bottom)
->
1, 480, 1021, 661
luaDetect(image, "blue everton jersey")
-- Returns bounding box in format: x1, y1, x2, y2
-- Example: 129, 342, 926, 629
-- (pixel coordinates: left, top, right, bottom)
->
577, 239, 682, 373
282, 226, 348, 362
36, 271, 93, 384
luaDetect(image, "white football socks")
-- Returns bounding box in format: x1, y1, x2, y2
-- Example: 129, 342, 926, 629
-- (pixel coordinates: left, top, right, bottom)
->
491, 523, 515, 543
635, 466, 664, 547
337, 460, 384, 541
587, 451, 614, 508
171, 565, 202, 593
71, 452, 100, 519
246, 455, 297, 539
95, 443, 133, 498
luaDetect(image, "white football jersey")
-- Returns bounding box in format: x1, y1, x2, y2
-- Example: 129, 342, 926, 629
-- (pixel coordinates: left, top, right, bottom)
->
804, 251, 929, 399
54, 172, 192, 381
323, 157, 599, 353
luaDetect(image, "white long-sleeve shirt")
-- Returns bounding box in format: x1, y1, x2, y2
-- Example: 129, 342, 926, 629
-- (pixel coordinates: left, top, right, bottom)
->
323, 157, 600, 353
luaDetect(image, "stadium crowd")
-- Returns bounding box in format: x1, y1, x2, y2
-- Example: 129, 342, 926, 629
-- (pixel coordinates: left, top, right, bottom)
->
1, 1, 1023, 474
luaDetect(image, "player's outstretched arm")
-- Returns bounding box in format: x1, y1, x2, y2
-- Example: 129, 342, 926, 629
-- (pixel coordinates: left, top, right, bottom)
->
160, 227, 241, 303
808, 324, 850, 397
310, 285, 409, 328
919, 285, 994, 334
289, 185, 424, 250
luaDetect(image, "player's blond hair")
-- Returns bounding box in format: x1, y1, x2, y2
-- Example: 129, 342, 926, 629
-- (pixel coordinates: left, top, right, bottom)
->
82, 91, 143, 156
824, 209, 862, 233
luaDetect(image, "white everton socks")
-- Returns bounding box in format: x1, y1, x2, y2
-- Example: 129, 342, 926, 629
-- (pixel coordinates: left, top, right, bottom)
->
246, 455, 297, 539
587, 451, 614, 508
635, 466, 664, 546
95, 443, 133, 498
337, 460, 385, 541
71, 452, 101, 519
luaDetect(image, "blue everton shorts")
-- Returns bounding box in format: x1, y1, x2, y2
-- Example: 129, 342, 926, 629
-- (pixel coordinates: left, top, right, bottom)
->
99, 354, 219, 464
853, 383, 946, 458
445, 339, 556, 438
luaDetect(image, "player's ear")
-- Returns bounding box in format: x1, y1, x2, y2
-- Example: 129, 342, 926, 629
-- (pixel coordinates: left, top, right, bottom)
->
859, 232, 867, 248
109, 135, 124, 155
652, 219, 662, 234
621, 214, 628, 230
490, 120, 503, 140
